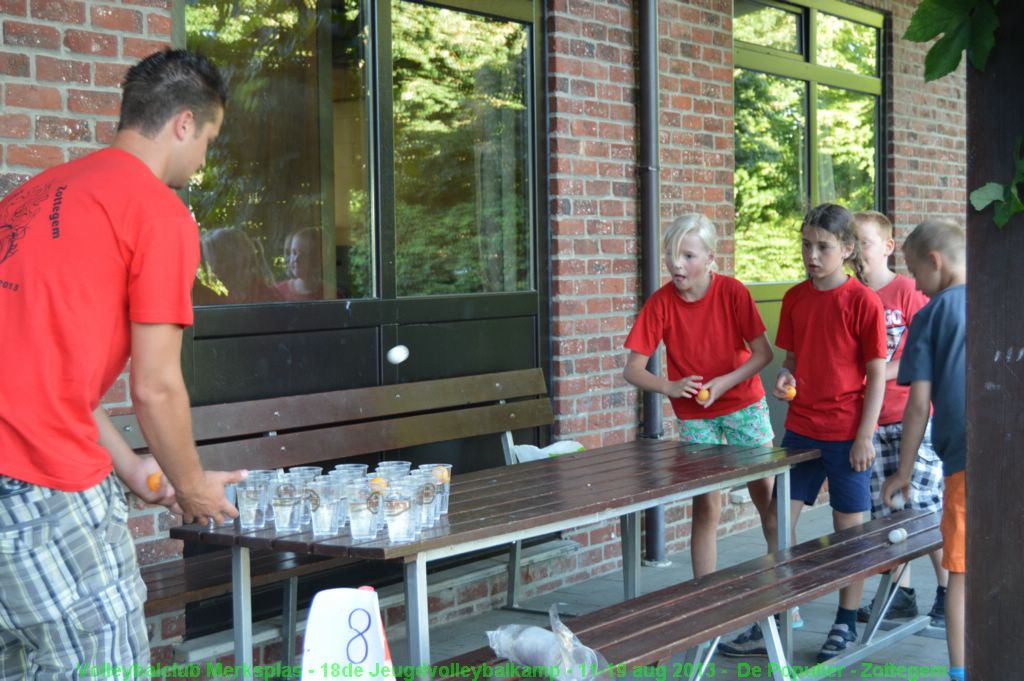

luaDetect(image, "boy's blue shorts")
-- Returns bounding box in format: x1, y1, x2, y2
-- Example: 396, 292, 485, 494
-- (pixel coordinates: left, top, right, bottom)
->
783, 430, 871, 513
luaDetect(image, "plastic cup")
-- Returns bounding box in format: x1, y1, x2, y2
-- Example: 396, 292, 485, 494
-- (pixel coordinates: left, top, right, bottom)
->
345, 481, 381, 541
384, 480, 418, 543
411, 470, 438, 529
308, 479, 341, 538
237, 479, 269, 530
333, 463, 368, 477
271, 479, 304, 533
421, 464, 453, 514
213, 483, 238, 527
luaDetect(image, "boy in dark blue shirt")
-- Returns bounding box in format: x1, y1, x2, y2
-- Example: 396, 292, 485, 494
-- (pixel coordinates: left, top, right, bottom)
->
882, 219, 966, 681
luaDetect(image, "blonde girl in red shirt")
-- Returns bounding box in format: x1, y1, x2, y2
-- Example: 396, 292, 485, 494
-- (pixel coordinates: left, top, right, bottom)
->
623, 213, 776, 579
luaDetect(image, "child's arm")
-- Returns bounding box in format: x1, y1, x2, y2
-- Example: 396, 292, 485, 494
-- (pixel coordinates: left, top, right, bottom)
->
699, 333, 774, 408
886, 357, 900, 382
623, 350, 702, 399
94, 406, 182, 513
850, 357, 885, 472
881, 380, 931, 507
772, 351, 797, 398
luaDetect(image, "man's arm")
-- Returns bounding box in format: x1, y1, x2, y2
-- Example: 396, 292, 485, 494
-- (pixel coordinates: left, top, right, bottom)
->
881, 380, 931, 508
130, 322, 244, 523
94, 405, 180, 512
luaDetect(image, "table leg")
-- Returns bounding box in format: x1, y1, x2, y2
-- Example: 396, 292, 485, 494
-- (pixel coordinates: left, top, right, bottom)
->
231, 545, 254, 680
620, 512, 641, 600
404, 556, 430, 675
775, 470, 793, 659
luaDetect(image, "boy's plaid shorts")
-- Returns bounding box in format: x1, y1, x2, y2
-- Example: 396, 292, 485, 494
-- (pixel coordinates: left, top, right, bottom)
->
869, 420, 944, 518
0, 474, 148, 679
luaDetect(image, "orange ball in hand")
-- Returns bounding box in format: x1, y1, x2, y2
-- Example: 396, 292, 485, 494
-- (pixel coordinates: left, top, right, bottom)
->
146, 472, 162, 492
696, 388, 710, 403
784, 385, 797, 400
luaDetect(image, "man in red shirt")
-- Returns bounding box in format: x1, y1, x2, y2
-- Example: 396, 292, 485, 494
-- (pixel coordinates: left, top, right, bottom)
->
0, 50, 244, 677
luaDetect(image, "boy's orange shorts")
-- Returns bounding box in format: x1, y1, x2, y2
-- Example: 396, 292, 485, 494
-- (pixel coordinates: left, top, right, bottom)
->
941, 470, 966, 573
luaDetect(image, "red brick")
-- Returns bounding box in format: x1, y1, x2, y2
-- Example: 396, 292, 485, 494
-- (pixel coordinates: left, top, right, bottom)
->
68, 89, 120, 115
127, 512, 154, 539
122, 0, 170, 8
31, 0, 85, 22
95, 120, 118, 144
63, 29, 117, 56
3, 20, 60, 49
94, 61, 129, 87
160, 612, 185, 640
6, 144, 63, 168
6, 83, 61, 110
0, 113, 31, 138
36, 115, 91, 141
134, 537, 183, 566
0, 0, 26, 15
147, 12, 172, 35
36, 55, 90, 83
0, 51, 30, 77
91, 5, 143, 32
123, 37, 170, 59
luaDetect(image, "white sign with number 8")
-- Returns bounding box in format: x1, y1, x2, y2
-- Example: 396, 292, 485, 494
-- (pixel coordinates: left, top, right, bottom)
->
301, 587, 394, 681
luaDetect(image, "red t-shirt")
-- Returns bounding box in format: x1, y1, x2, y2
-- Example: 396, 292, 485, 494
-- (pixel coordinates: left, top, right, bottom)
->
624, 274, 767, 419
775, 278, 887, 440
0, 148, 200, 491
875, 274, 929, 425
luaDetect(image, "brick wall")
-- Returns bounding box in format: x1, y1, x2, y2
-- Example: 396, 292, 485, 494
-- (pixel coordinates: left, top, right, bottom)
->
0, 0, 171, 195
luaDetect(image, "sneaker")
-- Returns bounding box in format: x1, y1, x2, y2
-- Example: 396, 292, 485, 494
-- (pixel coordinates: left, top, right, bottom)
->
718, 622, 767, 657
816, 623, 856, 663
856, 586, 919, 622
928, 586, 947, 627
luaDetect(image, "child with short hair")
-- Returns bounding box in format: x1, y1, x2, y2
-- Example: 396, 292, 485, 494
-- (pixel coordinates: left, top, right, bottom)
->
852, 211, 948, 626
719, 203, 887, 662
623, 213, 776, 579
882, 219, 967, 681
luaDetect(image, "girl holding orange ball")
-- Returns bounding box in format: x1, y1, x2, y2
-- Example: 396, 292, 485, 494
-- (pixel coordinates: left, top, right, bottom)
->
623, 214, 776, 579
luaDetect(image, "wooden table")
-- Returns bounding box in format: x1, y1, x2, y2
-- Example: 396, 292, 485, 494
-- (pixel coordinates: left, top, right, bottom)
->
172, 440, 819, 678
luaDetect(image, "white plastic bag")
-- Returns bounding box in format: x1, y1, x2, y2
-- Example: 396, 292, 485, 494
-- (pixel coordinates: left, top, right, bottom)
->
486, 604, 609, 681
510, 440, 585, 463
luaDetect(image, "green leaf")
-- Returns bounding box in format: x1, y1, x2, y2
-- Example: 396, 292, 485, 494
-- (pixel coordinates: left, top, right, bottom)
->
904, 0, 975, 43
924, 19, 971, 81
967, 1, 1000, 71
970, 182, 1006, 211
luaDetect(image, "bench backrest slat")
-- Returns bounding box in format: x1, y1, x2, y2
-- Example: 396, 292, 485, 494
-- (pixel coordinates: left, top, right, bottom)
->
111, 369, 552, 467
196, 398, 553, 470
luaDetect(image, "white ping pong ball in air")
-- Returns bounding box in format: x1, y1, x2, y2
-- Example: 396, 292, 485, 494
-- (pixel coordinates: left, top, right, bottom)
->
386, 344, 409, 365
888, 528, 908, 544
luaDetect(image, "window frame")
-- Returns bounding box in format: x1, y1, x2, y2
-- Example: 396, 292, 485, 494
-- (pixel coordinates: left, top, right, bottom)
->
733, 0, 886, 211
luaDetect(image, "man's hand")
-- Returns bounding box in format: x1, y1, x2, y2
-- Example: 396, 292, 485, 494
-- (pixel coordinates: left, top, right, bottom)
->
119, 454, 183, 514
175, 469, 248, 525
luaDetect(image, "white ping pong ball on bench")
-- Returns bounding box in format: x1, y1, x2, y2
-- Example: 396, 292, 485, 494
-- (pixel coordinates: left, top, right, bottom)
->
888, 528, 908, 544
386, 344, 409, 365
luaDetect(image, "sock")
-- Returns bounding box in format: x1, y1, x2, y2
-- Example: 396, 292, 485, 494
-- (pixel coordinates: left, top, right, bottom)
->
937, 585, 948, 595
948, 666, 964, 681
835, 607, 857, 634
898, 586, 915, 595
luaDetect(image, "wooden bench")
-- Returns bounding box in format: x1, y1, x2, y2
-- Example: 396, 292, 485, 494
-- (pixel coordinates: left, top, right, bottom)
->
114, 369, 555, 656
437, 510, 942, 681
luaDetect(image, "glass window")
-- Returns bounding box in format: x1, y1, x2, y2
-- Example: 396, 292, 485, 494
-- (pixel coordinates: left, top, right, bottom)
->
734, 69, 807, 283
817, 85, 876, 211
186, 0, 372, 305
734, 0, 802, 54
392, 1, 532, 296
816, 13, 878, 77
733, 0, 882, 282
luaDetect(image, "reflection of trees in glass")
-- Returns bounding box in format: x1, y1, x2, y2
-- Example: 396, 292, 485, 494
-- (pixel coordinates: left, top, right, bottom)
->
817, 86, 875, 211
734, 0, 800, 53
186, 0, 323, 269
734, 69, 807, 282
392, 1, 530, 296
817, 13, 877, 77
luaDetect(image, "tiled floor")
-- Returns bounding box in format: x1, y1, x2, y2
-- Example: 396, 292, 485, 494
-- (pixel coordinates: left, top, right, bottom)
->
388, 505, 951, 680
